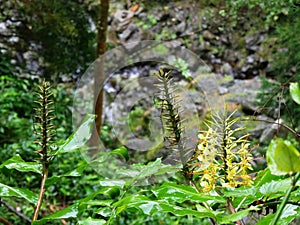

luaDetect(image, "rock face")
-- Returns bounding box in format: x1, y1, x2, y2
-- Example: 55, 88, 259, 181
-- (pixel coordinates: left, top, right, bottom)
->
109, 1, 276, 80
82, 1, 284, 162
101, 63, 266, 154
226, 76, 262, 113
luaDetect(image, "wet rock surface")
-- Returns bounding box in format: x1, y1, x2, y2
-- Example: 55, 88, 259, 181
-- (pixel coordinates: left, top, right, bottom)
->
108, 1, 275, 80
100, 64, 268, 148
75, 1, 283, 156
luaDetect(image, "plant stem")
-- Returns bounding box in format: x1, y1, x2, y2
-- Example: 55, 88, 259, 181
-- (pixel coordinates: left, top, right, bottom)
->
32, 164, 49, 221
189, 179, 218, 225
0, 199, 31, 224
0, 216, 11, 225
226, 198, 245, 225
271, 172, 300, 225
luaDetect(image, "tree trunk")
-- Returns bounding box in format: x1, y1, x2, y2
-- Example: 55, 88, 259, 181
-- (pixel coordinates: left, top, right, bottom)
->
90, 0, 109, 149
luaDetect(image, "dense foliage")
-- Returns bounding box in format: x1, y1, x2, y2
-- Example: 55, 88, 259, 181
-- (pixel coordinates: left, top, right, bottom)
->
0, 0, 95, 79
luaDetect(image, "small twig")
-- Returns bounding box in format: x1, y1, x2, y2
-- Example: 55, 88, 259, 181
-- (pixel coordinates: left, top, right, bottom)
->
0, 216, 11, 225
263, 201, 300, 207
0, 199, 31, 224
254, 75, 296, 117
226, 198, 245, 225
276, 87, 284, 135
243, 117, 300, 139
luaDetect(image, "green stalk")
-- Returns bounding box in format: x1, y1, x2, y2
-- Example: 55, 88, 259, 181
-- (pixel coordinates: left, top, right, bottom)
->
189, 180, 218, 225
32, 164, 49, 221
271, 172, 300, 225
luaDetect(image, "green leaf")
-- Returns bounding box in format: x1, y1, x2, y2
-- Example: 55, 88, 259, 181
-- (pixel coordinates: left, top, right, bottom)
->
32, 204, 78, 225
55, 114, 96, 154
77, 187, 119, 216
77, 186, 120, 204
159, 201, 217, 218
81, 200, 113, 207
290, 82, 300, 105
98, 186, 121, 199
96, 206, 112, 217
217, 206, 259, 224
254, 168, 283, 187
256, 214, 274, 225
223, 186, 257, 198
124, 158, 179, 185
153, 182, 225, 204
113, 195, 149, 216
280, 204, 300, 220
99, 180, 126, 188
0, 154, 42, 174
259, 179, 291, 197
267, 139, 300, 176
95, 158, 178, 187
78, 218, 106, 225
223, 186, 262, 209
46, 164, 87, 186
113, 194, 218, 218
257, 204, 299, 225
110, 146, 129, 162
0, 183, 38, 204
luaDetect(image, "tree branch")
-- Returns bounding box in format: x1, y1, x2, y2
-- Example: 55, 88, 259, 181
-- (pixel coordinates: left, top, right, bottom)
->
0, 216, 12, 225
0, 199, 31, 224
243, 117, 300, 139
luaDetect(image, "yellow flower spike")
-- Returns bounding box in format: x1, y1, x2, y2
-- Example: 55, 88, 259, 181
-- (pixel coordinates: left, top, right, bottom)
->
188, 108, 254, 191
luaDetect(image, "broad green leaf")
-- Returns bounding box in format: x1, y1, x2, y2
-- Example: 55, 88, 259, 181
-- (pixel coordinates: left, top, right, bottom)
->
158, 202, 217, 218
32, 204, 78, 225
153, 182, 225, 204
91, 157, 177, 187
0, 183, 38, 204
81, 200, 113, 207
77, 188, 118, 216
280, 204, 299, 220
217, 206, 259, 224
223, 186, 257, 198
96, 206, 112, 217
113, 194, 218, 218
0, 154, 42, 174
55, 114, 96, 154
259, 179, 291, 197
290, 82, 300, 105
223, 186, 262, 209
99, 179, 126, 188
98, 186, 120, 199
78, 218, 106, 225
257, 204, 299, 225
113, 195, 149, 216
132, 158, 178, 176
124, 158, 179, 185
45, 164, 87, 186
110, 146, 129, 162
77, 186, 121, 204
254, 168, 282, 187
256, 214, 274, 225
267, 139, 285, 176
267, 139, 300, 175
135, 200, 160, 215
